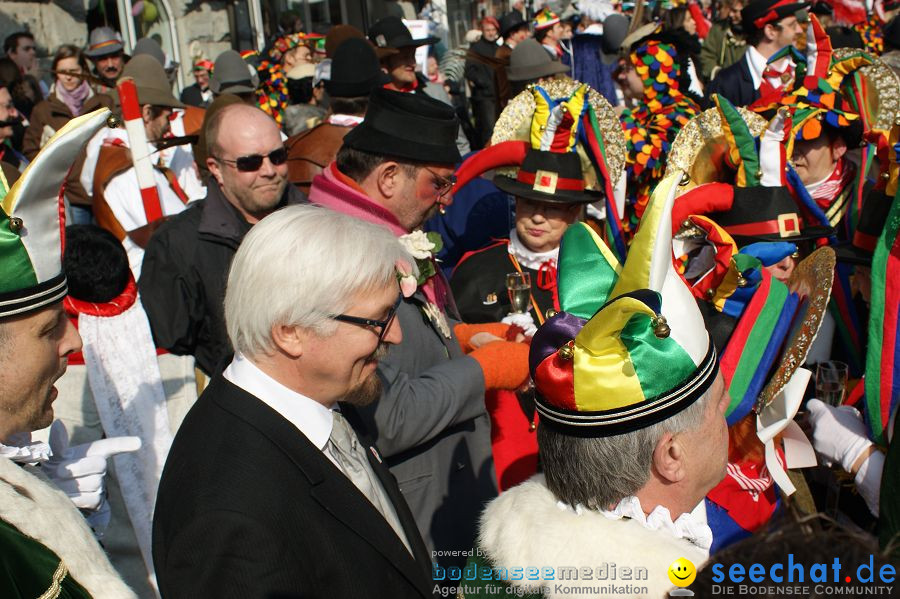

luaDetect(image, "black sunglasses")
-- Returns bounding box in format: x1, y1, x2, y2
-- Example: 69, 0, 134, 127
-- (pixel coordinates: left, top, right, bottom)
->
332, 293, 403, 344
214, 147, 288, 172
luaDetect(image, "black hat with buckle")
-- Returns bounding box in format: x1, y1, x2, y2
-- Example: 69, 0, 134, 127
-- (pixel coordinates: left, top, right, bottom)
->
671, 183, 833, 246
493, 148, 603, 204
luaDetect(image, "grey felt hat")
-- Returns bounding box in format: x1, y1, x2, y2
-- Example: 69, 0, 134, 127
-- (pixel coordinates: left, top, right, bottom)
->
209, 50, 260, 95
506, 39, 570, 81
85, 27, 124, 59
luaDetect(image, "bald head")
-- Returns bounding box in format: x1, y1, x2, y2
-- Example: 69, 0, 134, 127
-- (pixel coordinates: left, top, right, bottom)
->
206, 104, 290, 224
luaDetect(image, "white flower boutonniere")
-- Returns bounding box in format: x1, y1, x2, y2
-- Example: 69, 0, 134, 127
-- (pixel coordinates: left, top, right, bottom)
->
398, 231, 443, 285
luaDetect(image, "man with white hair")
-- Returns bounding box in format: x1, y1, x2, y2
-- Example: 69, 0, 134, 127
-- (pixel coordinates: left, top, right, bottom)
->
461, 176, 729, 598
152, 205, 433, 598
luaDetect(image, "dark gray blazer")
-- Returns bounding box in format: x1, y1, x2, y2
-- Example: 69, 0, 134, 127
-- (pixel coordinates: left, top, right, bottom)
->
345, 285, 498, 573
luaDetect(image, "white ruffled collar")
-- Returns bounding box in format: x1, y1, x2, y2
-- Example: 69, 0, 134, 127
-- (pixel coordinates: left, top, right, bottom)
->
508, 229, 559, 271
558, 495, 713, 551
0, 433, 51, 464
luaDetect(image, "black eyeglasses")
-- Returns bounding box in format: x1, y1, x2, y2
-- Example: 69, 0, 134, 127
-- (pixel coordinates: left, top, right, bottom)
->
332, 293, 403, 344
214, 147, 288, 172
423, 165, 456, 199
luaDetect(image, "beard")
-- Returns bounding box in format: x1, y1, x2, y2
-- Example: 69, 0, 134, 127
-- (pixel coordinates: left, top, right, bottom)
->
342, 344, 388, 407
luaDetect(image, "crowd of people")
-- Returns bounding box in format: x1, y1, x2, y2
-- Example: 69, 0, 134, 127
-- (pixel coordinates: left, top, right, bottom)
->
1, 0, 900, 596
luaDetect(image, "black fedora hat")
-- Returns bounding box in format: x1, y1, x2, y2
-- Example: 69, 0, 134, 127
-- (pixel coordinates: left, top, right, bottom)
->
325, 38, 388, 98
835, 189, 893, 265
493, 149, 603, 204
368, 16, 439, 50
742, 0, 809, 32
499, 11, 528, 38
342, 88, 461, 164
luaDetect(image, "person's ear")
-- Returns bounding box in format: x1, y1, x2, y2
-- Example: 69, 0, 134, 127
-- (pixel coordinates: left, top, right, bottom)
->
375, 161, 402, 199
271, 323, 308, 359
764, 22, 778, 42
831, 136, 848, 162
207, 156, 224, 187
651, 431, 688, 484
141, 104, 153, 125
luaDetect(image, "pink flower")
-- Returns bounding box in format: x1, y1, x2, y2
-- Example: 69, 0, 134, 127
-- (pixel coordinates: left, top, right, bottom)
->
395, 260, 418, 298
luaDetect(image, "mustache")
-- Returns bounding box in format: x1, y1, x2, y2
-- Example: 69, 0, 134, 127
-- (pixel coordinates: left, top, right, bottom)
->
0, 117, 20, 127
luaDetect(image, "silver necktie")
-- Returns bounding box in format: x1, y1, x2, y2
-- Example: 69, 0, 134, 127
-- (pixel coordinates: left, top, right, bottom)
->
327, 410, 412, 555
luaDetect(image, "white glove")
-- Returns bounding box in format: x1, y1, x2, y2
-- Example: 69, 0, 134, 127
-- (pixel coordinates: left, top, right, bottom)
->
806, 398, 872, 471
501, 311, 537, 337
43, 420, 141, 511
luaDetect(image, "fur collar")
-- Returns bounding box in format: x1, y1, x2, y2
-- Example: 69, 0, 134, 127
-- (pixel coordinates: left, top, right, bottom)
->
478, 476, 708, 599
0, 457, 136, 597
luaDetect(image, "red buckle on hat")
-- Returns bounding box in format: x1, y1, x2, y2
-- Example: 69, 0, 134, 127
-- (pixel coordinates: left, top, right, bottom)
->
725, 213, 802, 238
517, 170, 584, 193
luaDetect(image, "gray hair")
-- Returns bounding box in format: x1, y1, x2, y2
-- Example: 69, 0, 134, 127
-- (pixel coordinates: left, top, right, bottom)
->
224, 205, 417, 358
539, 390, 712, 510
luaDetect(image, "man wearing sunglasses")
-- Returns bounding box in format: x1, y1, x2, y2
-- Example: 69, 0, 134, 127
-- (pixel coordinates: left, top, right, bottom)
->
140, 103, 306, 378
153, 206, 432, 598
309, 88, 531, 581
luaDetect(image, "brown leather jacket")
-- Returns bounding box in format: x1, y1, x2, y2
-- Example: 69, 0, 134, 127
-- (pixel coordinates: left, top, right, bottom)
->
24, 92, 113, 207
285, 122, 353, 194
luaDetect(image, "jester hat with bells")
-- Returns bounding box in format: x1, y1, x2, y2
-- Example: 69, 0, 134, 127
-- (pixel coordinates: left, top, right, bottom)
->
454, 80, 627, 257
0, 109, 113, 319
528, 172, 718, 436
672, 94, 834, 245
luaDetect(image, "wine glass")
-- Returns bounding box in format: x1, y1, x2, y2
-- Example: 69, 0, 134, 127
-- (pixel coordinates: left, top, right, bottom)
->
816, 361, 848, 407
505, 272, 531, 314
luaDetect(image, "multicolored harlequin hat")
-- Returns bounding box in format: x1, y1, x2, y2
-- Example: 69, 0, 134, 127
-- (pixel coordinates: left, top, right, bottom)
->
528, 173, 719, 436
0, 108, 111, 319
533, 8, 561, 31
453, 84, 606, 204
673, 215, 835, 423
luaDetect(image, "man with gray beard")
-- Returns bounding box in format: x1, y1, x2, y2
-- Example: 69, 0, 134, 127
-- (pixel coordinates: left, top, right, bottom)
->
139, 103, 306, 376
152, 205, 433, 598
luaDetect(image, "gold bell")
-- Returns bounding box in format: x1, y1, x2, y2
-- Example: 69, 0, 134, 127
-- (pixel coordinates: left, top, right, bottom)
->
679, 172, 690, 186
558, 340, 575, 361
882, 171, 891, 181
8, 217, 23, 233
106, 114, 121, 128
528, 421, 537, 432
705, 288, 715, 300
651, 315, 670, 339
736, 275, 748, 287
545, 308, 558, 320
682, 219, 692, 229
755, 170, 762, 179
791, 250, 800, 259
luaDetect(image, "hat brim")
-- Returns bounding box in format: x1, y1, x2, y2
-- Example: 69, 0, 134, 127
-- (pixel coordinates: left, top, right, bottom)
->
343, 124, 461, 165
494, 174, 603, 204
506, 60, 570, 81
85, 44, 124, 59
208, 80, 256, 95
325, 72, 391, 97
833, 243, 872, 265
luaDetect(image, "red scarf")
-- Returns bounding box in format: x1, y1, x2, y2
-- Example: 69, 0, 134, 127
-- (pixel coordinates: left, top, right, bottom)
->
809, 157, 854, 210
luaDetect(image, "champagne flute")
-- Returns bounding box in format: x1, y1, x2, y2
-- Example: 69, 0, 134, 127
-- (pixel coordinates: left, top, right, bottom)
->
816, 361, 848, 407
506, 272, 531, 314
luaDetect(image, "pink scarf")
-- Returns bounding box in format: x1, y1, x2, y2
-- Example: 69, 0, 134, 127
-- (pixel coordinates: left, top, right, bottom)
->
56, 80, 91, 117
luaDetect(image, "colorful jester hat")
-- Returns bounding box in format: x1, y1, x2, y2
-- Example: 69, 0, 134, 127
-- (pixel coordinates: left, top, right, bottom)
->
759, 14, 865, 148
533, 8, 561, 30
0, 108, 111, 319
694, 94, 835, 243
528, 172, 718, 436
453, 84, 612, 205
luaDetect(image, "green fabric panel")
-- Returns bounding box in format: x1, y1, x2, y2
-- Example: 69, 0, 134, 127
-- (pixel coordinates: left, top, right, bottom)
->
0, 518, 92, 599
0, 212, 37, 295
718, 97, 760, 186
726, 277, 788, 411
621, 313, 697, 400
558, 223, 619, 320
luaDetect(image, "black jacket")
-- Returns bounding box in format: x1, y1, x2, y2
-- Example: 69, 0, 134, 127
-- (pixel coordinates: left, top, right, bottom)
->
138, 183, 307, 375
179, 83, 210, 108
153, 374, 433, 598
705, 54, 758, 107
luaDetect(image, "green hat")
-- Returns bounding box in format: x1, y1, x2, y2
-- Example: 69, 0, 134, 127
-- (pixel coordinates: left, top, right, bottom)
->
0, 109, 111, 319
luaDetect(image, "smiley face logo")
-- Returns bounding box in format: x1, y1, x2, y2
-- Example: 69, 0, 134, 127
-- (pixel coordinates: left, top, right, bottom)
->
668, 558, 696, 587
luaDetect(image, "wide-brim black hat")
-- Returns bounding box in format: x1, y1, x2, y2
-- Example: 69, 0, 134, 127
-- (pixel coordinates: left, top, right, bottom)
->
722, 186, 833, 244
342, 87, 461, 164
499, 10, 528, 38
493, 149, 603, 204
742, 0, 809, 32
369, 16, 439, 50
325, 38, 389, 98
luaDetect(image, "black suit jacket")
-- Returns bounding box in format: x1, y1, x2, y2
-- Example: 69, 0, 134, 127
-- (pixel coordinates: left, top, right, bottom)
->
705, 55, 759, 107
152, 374, 433, 598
